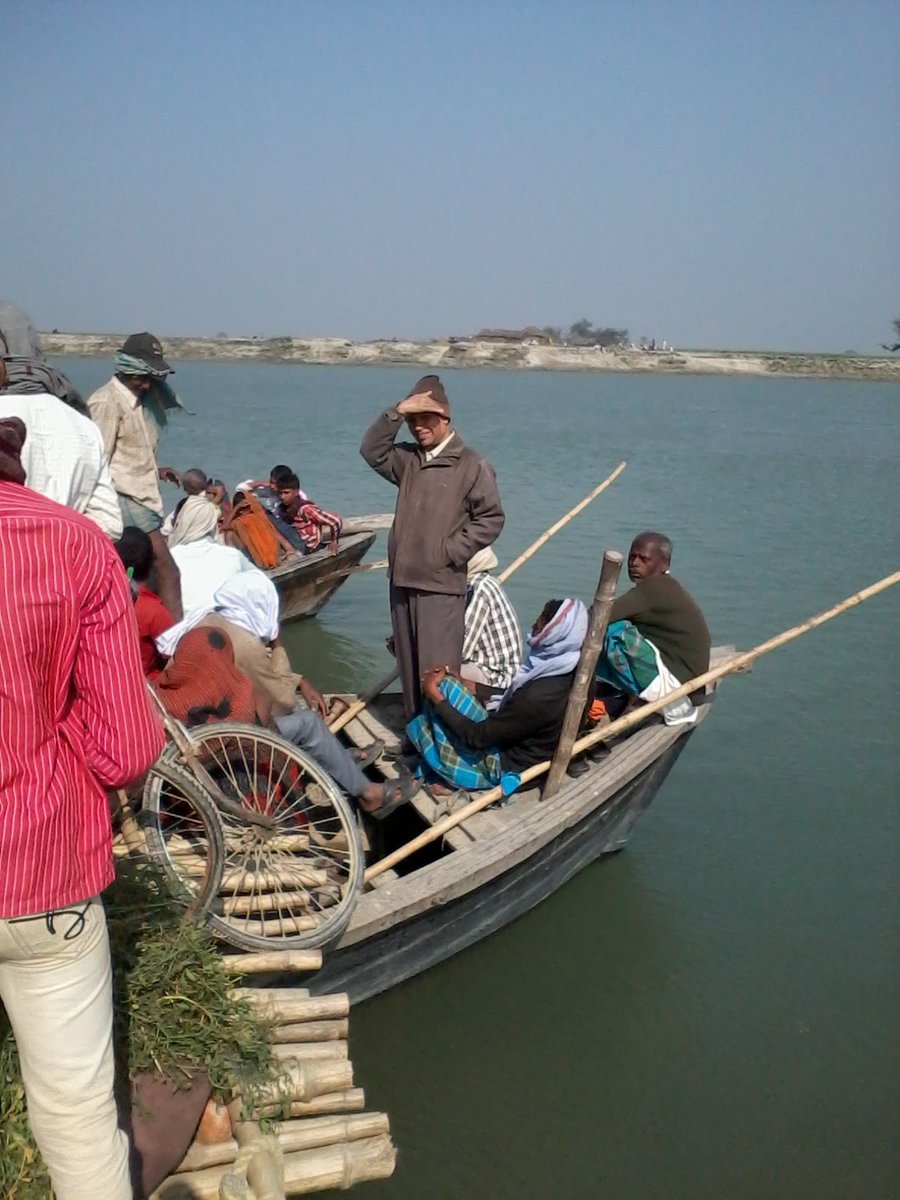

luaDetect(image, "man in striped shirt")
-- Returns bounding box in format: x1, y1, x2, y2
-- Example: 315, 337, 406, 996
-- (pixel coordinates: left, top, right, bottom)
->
0, 415, 164, 1200
460, 547, 522, 701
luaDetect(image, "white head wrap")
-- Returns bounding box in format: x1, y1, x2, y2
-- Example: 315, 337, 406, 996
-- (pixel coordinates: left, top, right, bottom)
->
167, 495, 219, 548
155, 568, 279, 658
212, 573, 280, 642
467, 546, 499, 578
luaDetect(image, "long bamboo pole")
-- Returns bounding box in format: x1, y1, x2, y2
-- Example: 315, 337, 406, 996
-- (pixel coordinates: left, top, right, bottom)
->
364, 567, 900, 882
327, 462, 628, 734
543, 551, 623, 798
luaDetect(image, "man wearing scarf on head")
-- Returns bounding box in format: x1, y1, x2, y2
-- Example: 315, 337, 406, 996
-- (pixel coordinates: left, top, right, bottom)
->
0, 304, 122, 537
361, 375, 505, 722
88, 332, 185, 618
165, 494, 262, 615
413, 597, 591, 794
0, 415, 164, 1200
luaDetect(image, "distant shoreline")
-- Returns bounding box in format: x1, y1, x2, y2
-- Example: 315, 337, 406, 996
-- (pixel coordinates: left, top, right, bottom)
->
42, 332, 900, 382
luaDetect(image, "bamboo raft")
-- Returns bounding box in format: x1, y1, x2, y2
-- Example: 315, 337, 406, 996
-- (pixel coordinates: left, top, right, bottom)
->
150, 951, 396, 1199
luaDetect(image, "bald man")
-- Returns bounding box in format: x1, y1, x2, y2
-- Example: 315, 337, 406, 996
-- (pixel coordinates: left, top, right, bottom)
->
598, 531, 710, 725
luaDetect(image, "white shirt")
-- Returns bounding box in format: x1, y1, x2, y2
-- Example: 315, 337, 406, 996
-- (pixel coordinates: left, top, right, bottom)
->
0, 392, 123, 538
170, 539, 262, 615
425, 428, 456, 462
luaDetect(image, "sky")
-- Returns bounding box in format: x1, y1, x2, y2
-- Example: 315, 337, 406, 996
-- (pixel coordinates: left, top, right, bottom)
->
4, 0, 898, 351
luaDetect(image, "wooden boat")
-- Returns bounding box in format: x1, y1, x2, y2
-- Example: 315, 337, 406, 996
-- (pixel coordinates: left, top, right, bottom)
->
302, 647, 736, 1003
268, 531, 378, 622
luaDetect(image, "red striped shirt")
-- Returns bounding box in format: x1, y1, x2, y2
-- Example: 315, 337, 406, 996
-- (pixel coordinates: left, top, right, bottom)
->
0, 481, 164, 917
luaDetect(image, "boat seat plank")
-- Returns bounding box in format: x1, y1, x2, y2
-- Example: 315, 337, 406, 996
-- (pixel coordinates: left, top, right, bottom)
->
338, 708, 475, 849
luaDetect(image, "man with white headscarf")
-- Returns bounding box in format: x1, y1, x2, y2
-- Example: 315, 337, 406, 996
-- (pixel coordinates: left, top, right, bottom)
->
0, 303, 122, 538
460, 546, 522, 699
167, 496, 260, 614
157, 573, 416, 819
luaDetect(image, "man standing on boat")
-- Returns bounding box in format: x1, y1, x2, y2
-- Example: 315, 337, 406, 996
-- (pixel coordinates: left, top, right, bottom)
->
361, 375, 505, 720
0, 417, 164, 1200
598, 531, 710, 725
88, 332, 184, 619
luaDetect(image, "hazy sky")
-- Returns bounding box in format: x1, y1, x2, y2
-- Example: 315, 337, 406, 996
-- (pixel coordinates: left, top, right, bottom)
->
5, 1, 898, 350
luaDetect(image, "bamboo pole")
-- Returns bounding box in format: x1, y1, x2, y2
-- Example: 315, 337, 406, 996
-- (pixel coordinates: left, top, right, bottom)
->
115, 789, 146, 855
255, 1058, 354, 1107
238, 992, 349, 1022
495, 462, 627, 584
365, 567, 900, 882
258, 1089, 366, 1120
272, 1041, 348, 1062
544, 551, 623, 799
174, 1114, 393, 1175
269, 1019, 348, 1043
222, 949, 323, 975
327, 462, 627, 734
333, 558, 389, 579
281, 1135, 396, 1194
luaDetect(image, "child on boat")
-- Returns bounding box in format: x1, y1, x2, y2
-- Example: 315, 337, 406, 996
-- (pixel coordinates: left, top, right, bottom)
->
276, 472, 343, 555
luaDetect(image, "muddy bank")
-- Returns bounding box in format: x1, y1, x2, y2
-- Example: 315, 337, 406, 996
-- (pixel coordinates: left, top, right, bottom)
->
41, 332, 900, 382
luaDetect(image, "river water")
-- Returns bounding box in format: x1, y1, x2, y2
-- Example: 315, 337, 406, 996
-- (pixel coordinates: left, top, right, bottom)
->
57, 358, 900, 1198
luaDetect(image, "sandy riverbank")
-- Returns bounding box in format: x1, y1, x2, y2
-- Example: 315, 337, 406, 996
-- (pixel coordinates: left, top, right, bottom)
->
41, 332, 900, 382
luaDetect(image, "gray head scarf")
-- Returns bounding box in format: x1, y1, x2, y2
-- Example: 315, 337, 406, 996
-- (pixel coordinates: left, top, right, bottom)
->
0, 301, 88, 416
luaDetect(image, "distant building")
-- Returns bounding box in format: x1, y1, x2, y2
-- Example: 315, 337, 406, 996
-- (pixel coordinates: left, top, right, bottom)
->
473, 326, 553, 345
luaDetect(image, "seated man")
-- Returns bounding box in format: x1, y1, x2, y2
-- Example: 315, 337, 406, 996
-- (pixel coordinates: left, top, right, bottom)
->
277, 472, 343, 555
166, 496, 261, 613
162, 467, 211, 537
461, 546, 522, 702
115, 526, 174, 680
156, 573, 415, 819
598, 531, 710, 726
413, 597, 588, 795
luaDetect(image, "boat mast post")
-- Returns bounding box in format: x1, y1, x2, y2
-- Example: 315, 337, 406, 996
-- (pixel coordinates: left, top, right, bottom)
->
543, 549, 623, 799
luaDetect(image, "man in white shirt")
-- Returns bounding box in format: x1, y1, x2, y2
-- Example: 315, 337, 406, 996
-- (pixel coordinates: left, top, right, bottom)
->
0, 390, 123, 538
0, 303, 123, 538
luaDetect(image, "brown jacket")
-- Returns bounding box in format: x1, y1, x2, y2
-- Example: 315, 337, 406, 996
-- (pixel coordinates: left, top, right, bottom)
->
360, 409, 505, 595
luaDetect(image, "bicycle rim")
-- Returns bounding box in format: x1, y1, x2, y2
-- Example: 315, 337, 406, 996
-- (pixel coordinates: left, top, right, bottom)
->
173, 724, 363, 951
141, 758, 226, 923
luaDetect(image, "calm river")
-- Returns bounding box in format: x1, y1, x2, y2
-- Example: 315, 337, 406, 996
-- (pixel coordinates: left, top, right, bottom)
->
57, 358, 900, 1199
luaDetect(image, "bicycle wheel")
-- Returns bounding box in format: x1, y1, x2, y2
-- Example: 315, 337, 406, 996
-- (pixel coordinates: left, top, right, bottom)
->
167, 723, 363, 951
142, 758, 226, 923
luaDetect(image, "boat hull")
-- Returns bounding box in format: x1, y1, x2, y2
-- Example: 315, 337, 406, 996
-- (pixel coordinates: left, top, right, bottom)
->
268, 531, 376, 622
306, 736, 692, 1003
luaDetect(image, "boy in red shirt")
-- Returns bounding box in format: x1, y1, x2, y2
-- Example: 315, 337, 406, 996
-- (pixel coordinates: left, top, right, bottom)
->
115, 526, 174, 679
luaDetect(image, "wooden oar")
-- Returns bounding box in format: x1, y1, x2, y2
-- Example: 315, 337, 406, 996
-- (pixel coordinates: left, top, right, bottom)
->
364, 566, 900, 882
327, 462, 628, 734
332, 558, 389, 580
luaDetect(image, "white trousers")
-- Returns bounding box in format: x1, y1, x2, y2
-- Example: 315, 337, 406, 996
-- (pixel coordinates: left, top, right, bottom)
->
0, 896, 132, 1200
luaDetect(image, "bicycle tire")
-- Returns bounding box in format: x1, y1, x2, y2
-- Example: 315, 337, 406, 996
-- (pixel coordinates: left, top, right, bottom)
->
164, 723, 363, 952
141, 757, 226, 923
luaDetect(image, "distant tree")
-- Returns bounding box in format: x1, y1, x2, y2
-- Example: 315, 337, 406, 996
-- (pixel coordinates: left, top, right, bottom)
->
880, 316, 900, 353
568, 318, 594, 342
541, 325, 563, 343
593, 327, 629, 348
566, 320, 628, 348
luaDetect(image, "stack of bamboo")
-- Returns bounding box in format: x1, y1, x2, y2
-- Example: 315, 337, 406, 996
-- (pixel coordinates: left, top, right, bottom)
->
151, 950, 396, 1199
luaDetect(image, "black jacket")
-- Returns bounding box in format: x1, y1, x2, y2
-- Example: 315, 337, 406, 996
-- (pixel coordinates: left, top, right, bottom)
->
435, 671, 580, 773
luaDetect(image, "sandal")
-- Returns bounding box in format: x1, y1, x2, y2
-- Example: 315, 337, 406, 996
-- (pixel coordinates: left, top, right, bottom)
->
364, 772, 417, 822
349, 738, 385, 770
